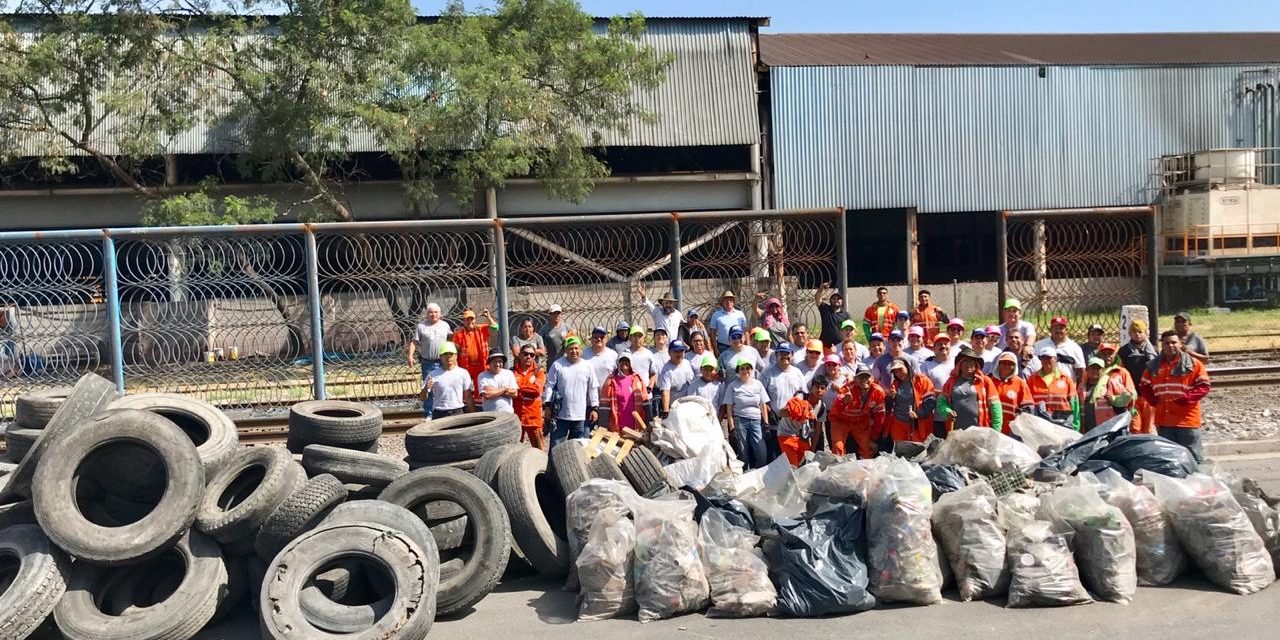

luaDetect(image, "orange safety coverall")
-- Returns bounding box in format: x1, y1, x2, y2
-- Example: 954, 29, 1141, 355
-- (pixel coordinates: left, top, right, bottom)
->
992, 374, 1035, 435
1028, 370, 1077, 413
885, 373, 936, 443
513, 362, 546, 442
1139, 354, 1210, 429
1080, 367, 1136, 426
863, 302, 900, 339
452, 324, 492, 398
910, 303, 945, 342
830, 382, 886, 459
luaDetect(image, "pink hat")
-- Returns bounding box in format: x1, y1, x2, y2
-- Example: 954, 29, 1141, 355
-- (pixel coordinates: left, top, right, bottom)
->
947, 318, 965, 329
907, 325, 925, 338
985, 325, 1001, 335
823, 354, 842, 366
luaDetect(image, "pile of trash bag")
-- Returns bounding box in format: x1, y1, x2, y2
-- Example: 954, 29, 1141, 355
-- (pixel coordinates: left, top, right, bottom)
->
1089, 469, 1186, 586
1206, 465, 1280, 569
923, 464, 969, 502
576, 511, 638, 621
1039, 484, 1138, 604
1005, 521, 1093, 608
770, 497, 877, 617
1090, 435, 1197, 480
565, 479, 637, 590
866, 457, 943, 604
630, 496, 711, 622
932, 482, 1009, 601
699, 509, 776, 617
1037, 413, 1131, 477
1143, 472, 1275, 595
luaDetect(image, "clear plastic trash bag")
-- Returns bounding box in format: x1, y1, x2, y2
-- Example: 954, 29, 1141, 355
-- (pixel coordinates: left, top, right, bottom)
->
932, 482, 1009, 601
565, 479, 638, 591
1092, 468, 1186, 586
867, 457, 943, 605
929, 426, 1041, 475
1038, 485, 1138, 604
630, 496, 711, 621
1005, 521, 1093, 608
698, 509, 776, 617
576, 512, 637, 621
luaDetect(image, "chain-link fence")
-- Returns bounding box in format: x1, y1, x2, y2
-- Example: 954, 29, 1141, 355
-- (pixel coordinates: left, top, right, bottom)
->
0, 209, 842, 417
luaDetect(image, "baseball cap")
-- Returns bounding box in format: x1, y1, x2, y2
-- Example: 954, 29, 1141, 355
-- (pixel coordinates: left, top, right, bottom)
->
653, 327, 668, 335
1036, 346, 1057, 358
486, 349, 505, 362
1087, 357, 1106, 368
564, 336, 583, 348
668, 340, 688, 352
971, 328, 987, 338
439, 341, 458, 355
854, 364, 872, 378
1088, 323, 1104, 333
889, 329, 904, 340
591, 326, 607, 336
1174, 311, 1191, 321
985, 325, 1001, 336
907, 326, 924, 338
549, 304, 563, 313
687, 309, 699, 318
948, 318, 965, 329
615, 321, 630, 331
699, 354, 718, 369
890, 358, 908, 371
461, 309, 476, 319
733, 356, 754, 370
896, 310, 911, 320
1050, 316, 1068, 327
776, 342, 795, 354
629, 325, 645, 336
805, 339, 824, 353
869, 332, 885, 342
840, 319, 856, 330
1098, 342, 1117, 354
823, 354, 841, 366
932, 334, 951, 344
1003, 298, 1022, 310
751, 327, 771, 342
729, 327, 745, 340
617, 352, 631, 362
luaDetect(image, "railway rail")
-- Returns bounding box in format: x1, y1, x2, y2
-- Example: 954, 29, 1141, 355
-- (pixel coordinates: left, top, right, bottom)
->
1206, 364, 1280, 388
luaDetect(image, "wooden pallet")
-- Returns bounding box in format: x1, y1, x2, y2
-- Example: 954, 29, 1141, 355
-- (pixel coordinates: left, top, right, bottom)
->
584, 427, 635, 465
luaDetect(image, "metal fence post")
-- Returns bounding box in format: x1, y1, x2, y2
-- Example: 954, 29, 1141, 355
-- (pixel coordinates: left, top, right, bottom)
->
835, 208, 849, 303
101, 233, 126, 394
670, 214, 684, 308
997, 211, 1009, 319
1147, 208, 1161, 338
492, 220, 511, 353
304, 228, 326, 400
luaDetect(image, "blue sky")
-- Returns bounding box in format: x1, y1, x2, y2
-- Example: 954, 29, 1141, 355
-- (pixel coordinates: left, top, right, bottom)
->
412, 0, 1280, 33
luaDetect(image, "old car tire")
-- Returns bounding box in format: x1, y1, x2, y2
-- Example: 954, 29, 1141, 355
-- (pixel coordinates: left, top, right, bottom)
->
496, 447, 569, 578
254, 474, 348, 561
549, 440, 590, 497
403, 412, 520, 463
287, 401, 383, 452
108, 393, 240, 476
0, 525, 70, 640
197, 447, 305, 544
13, 387, 72, 429
301, 444, 408, 487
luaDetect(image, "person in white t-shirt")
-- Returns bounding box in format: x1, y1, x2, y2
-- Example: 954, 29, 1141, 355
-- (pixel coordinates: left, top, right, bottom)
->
408, 302, 452, 416
421, 341, 474, 419
638, 282, 682, 338
1032, 315, 1086, 381
477, 350, 518, 413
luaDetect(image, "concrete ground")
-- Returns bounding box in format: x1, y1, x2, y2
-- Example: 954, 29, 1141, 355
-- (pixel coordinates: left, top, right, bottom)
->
195, 453, 1280, 640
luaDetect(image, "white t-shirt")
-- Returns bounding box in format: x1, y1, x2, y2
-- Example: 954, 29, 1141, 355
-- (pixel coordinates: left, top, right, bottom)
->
583, 347, 619, 390
722, 378, 768, 420
645, 299, 683, 337
424, 366, 473, 411
684, 376, 723, 406
658, 359, 696, 401
719, 346, 763, 378
478, 368, 517, 413
923, 359, 954, 394
998, 320, 1037, 350
625, 346, 658, 387
1033, 337, 1086, 377
761, 364, 808, 410
413, 320, 452, 361
904, 345, 935, 362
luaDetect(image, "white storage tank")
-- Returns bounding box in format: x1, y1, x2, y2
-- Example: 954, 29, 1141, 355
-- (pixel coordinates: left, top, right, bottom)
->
1193, 148, 1257, 181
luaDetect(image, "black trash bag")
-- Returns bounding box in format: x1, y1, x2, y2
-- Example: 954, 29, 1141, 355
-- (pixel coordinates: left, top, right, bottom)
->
923, 464, 968, 502
686, 485, 757, 533
1090, 435, 1197, 479
1074, 459, 1131, 480
1036, 412, 1131, 478
769, 496, 877, 617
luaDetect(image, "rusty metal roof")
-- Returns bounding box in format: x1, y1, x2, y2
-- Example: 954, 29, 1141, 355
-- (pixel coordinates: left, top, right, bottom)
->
760, 32, 1280, 67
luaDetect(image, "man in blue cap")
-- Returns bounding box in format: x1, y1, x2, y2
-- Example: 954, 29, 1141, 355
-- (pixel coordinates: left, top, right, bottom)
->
657, 339, 695, 415
718, 325, 762, 377
872, 329, 919, 389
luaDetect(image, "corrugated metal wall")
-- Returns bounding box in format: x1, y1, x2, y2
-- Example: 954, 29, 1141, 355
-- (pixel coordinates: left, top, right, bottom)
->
771, 64, 1264, 211
10, 19, 758, 157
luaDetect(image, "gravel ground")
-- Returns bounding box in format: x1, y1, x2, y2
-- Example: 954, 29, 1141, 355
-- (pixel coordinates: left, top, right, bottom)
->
377, 429, 408, 460
1201, 384, 1280, 442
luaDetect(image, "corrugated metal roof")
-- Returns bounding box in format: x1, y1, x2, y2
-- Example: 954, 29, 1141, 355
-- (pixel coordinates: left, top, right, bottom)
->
770, 64, 1255, 211
8, 18, 759, 157
761, 33, 1280, 67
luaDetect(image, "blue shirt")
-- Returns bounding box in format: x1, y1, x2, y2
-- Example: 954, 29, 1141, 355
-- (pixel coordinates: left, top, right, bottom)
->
707, 307, 747, 346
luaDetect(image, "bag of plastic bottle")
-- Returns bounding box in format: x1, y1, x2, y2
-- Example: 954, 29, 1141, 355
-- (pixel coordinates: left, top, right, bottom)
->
1142, 472, 1275, 595
1203, 465, 1280, 571
866, 457, 943, 605
1093, 469, 1186, 586
1010, 412, 1082, 456
1005, 521, 1093, 608
770, 496, 877, 617
576, 512, 637, 621
807, 457, 889, 501
565, 479, 638, 591
1038, 485, 1137, 604
996, 492, 1042, 536
631, 496, 710, 621
698, 509, 776, 617
929, 426, 1040, 475
931, 482, 1009, 601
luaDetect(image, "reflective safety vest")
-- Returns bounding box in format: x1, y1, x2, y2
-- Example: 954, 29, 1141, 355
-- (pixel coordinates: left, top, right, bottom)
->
993, 374, 1034, 434
1141, 356, 1209, 428
1028, 370, 1076, 413
863, 303, 899, 338
1081, 367, 1135, 424
513, 363, 546, 429
911, 304, 944, 342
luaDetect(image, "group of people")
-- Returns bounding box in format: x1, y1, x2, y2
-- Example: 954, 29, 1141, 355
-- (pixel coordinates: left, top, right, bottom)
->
409, 286, 1214, 467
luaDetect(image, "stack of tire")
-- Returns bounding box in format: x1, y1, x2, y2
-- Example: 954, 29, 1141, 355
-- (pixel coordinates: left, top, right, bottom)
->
3, 386, 71, 464
287, 400, 385, 454
403, 411, 521, 471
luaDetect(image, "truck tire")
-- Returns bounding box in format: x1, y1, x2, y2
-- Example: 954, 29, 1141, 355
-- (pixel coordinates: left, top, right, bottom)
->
378, 467, 509, 616
254, 474, 348, 560
33, 409, 203, 565
587, 452, 627, 483
197, 447, 305, 544
620, 446, 669, 495
54, 530, 226, 640
3, 423, 39, 463
14, 387, 72, 429
404, 412, 520, 463
471, 443, 528, 490
496, 447, 570, 578
0, 525, 70, 640
287, 401, 383, 451
108, 393, 239, 476
549, 440, 589, 497
301, 444, 408, 486
260, 524, 436, 640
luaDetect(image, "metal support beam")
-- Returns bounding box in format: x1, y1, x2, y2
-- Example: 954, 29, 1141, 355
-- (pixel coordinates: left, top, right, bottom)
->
905, 207, 920, 303
505, 227, 629, 284
633, 221, 741, 281
1033, 219, 1048, 311
486, 188, 511, 352
101, 234, 125, 394
304, 228, 326, 400
836, 209, 849, 305
1147, 208, 1161, 338
669, 215, 683, 309
1005, 206, 1155, 218
997, 212, 1009, 319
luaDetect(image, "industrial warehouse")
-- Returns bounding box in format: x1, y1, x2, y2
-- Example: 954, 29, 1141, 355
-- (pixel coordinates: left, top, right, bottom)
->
0, 5, 1279, 640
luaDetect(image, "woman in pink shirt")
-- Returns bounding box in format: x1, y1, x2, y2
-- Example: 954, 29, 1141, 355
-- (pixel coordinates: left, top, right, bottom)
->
606, 354, 648, 432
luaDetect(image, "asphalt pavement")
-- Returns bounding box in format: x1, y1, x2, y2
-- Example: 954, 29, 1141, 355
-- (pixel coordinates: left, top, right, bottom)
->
195, 451, 1280, 640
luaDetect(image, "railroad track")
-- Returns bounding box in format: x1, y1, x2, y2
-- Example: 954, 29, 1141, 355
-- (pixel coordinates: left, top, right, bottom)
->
234, 410, 424, 446
1207, 364, 1280, 388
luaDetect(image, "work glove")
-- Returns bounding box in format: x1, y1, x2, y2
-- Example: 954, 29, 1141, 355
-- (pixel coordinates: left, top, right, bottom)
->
1111, 392, 1134, 409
